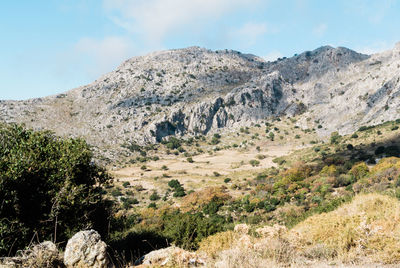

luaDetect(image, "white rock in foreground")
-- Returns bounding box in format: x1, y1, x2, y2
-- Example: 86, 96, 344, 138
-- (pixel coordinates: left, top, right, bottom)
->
64, 230, 111, 268
142, 246, 206, 266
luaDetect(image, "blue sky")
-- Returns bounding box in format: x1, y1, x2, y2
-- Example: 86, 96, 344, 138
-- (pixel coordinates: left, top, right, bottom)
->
1, 0, 400, 100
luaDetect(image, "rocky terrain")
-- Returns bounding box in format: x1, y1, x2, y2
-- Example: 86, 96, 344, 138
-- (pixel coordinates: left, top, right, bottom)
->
1, 43, 400, 161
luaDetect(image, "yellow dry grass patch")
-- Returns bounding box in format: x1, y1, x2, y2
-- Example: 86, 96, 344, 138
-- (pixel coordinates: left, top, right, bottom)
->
289, 193, 400, 264
371, 157, 400, 174
197, 230, 239, 258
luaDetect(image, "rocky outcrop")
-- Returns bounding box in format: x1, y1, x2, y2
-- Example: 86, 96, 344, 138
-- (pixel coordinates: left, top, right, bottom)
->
63, 230, 110, 268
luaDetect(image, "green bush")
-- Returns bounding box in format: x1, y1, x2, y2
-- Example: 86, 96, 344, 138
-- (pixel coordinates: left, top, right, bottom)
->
330, 131, 341, 144
0, 124, 111, 255
249, 159, 260, 167
163, 137, 182, 150
161, 211, 230, 250
111, 188, 122, 197
168, 179, 181, 189
149, 192, 161, 201
161, 165, 168, 170
224, 178, 231, 183
168, 179, 186, 197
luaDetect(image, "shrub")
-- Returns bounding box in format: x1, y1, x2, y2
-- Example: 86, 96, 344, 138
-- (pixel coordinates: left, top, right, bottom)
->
211, 136, 220, 145
224, 178, 232, 183
187, 157, 194, 163
148, 203, 157, 209
375, 146, 385, 155
161, 211, 230, 250
149, 192, 161, 201
385, 146, 400, 157
163, 137, 182, 150
111, 188, 122, 197
173, 187, 186, 197
269, 132, 275, 140
122, 182, 130, 188
168, 179, 181, 189
249, 159, 260, 167
349, 162, 369, 180
122, 197, 139, 209
346, 144, 354, 150
256, 154, 266, 160
0, 124, 111, 255
161, 165, 168, 170
330, 131, 341, 144
358, 126, 372, 131
168, 179, 186, 197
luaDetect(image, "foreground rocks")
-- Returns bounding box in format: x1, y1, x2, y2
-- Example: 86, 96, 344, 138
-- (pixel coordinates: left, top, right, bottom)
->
139, 246, 206, 267
64, 230, 110, 268
0, 241, 62, 268
0, 230, 111, 268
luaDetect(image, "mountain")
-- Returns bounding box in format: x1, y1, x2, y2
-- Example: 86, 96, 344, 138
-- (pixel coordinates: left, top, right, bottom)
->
1, 43, 400, 160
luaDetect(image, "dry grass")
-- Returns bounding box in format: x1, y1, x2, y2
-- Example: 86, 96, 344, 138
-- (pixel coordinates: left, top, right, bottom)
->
192, 194, 400, 267
197, 231, 239, 258
289, 193, 400, 264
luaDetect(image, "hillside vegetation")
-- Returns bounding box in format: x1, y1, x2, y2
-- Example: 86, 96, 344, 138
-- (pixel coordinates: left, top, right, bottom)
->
1, 119, 400, 266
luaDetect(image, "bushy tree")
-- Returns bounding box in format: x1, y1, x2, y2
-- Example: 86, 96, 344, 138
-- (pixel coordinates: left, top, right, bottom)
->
0, 124, 112, 255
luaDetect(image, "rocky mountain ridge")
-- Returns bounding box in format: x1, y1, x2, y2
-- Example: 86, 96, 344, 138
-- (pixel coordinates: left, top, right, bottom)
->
1, 43, 400, 160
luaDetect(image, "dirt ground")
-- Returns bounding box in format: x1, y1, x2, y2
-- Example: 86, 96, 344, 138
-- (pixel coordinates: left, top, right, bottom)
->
112, 144, 296, 192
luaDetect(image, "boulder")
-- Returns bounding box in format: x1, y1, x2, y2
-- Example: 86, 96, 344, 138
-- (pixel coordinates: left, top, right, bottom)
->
255, 224, 287, 239
233, 223, 249, 234
141, 246, 205, 266
64, 230, 110, 268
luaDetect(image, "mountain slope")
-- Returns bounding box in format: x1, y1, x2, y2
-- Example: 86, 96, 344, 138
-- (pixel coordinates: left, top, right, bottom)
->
1, 43, 400, 160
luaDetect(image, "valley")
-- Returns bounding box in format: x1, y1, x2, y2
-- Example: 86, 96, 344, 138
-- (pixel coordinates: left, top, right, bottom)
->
2, 43, 400, 267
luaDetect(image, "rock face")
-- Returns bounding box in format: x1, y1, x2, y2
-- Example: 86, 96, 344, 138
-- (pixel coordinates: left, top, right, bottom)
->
1, 44, 400, 161
64, 230, 110, 268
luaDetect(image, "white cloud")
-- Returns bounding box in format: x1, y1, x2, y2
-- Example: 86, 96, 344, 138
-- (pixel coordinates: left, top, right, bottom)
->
59, 36, 137, 80
356, 41, 393, 55
344, 0, 395, 24
230, 22, 268, 47
313, 23, 327, 37
369, 0, 395, 24
263, 50, 283, 62
102, 0, 260, 43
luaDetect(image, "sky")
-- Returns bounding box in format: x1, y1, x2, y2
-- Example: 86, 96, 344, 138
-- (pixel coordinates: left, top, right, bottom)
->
1, 0, 400, 100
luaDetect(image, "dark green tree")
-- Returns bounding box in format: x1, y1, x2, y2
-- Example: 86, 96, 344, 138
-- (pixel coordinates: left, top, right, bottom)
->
0, 124, 112, 255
